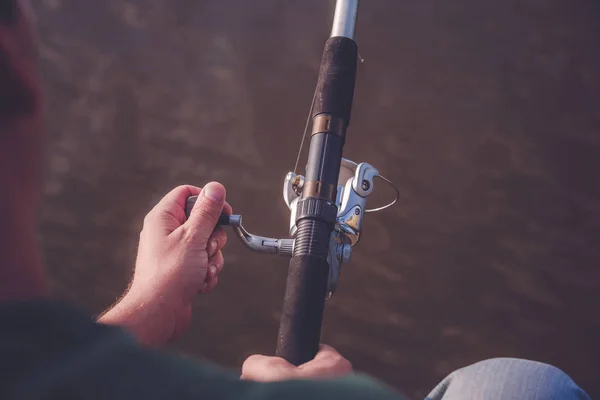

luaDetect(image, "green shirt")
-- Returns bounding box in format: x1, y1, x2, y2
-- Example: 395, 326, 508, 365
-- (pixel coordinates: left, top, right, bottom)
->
0, 300, 406, 399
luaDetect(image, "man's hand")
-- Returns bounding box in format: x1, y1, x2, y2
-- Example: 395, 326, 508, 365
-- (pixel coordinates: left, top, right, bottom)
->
241, 345, 353, 382
99, 182, 231, 347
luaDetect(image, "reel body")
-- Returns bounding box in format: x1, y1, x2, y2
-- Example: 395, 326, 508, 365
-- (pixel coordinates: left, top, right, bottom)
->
185, 158, 394, 301
283, 158, 379, 299
219, 158, 381, 300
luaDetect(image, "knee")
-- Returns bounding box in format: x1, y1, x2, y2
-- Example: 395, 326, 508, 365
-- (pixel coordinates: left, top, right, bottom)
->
467, 357, 565, 377
428, 358, 590, 400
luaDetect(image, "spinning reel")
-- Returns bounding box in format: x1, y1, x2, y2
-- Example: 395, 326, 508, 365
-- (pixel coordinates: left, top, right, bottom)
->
186, 159, 398, 301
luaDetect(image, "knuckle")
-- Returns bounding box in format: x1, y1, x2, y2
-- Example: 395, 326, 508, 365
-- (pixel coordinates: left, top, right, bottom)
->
139, 228, 148, 242
241, 355, 262, 373
209, 229, 226, 248
142, 211, 155, 227
325, 352, 352, 372
216, 230, 228, 247
173, 184, 197, 195
339, 357, 353, 372
244, 355, 286, 371
242, 356, 296, 382
264, 357, 292, 373
209, 277, 219, 289
328, 352, 343, 365
181, 225, 201, 245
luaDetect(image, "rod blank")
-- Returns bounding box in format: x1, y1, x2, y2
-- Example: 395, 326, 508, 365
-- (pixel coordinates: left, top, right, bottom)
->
330, 0, 359, 39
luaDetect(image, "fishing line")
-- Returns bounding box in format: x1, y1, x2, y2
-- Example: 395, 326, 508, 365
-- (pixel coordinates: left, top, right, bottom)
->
292, 48, 400, 213
293, 51, 363, 175
293, 86, 317, 175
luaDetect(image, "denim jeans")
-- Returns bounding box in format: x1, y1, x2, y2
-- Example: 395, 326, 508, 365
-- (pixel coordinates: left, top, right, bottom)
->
426, 358, 590, 400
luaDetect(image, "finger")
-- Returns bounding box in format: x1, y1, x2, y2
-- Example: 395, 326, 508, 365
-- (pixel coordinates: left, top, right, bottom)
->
311, 344, 341, 361
199, 276, 218, 294
184, 182, 226, 247
186, 196, 232, 218
297, 344, 353, 379
145, 185, 202, 229
206, 251, 224, 280
207, 226, 227, 257
222, 200, 233, 217
241, 355, 298, 382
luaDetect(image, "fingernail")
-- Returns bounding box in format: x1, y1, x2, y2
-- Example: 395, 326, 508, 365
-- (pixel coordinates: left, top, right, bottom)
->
209, 265, 217, 278
208, 240, 218, 257
203, 183, 225, 202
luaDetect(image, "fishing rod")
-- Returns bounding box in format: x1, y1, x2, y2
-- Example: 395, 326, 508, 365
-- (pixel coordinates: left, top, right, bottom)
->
186, 0, 398, 366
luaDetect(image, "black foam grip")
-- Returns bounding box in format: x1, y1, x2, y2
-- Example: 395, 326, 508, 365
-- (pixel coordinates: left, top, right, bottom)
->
312, 36, 358, 127
185, 195, 230, 225
275, 254, 330, 366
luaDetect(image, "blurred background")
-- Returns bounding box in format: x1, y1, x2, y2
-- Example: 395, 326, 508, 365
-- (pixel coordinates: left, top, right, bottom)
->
33, 0, 599, 398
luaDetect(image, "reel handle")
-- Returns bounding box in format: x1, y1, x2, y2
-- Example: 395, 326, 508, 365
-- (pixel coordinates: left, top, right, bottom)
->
185, 195, 231, 226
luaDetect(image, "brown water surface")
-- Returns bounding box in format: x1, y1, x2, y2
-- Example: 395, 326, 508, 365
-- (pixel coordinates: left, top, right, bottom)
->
34, 1, 600, 398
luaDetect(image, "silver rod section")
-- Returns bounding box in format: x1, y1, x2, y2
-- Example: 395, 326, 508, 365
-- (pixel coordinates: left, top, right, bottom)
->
330, 0, 359, 39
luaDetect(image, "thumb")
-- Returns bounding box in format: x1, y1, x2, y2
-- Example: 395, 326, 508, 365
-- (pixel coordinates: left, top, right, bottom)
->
241, 355, 298, 382
184, 182, 226, 246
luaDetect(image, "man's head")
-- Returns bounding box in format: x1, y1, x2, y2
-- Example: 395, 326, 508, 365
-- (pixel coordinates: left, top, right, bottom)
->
0, 0, 47, 299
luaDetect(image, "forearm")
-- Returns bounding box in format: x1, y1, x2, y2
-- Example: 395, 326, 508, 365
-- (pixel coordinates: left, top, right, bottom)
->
98, 293, 178, 347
